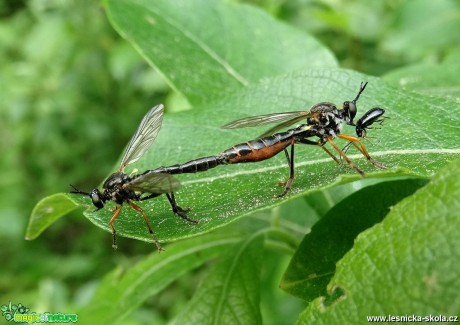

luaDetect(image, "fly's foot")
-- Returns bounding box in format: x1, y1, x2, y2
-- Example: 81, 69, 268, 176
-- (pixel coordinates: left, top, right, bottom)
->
154, 242, 165, 253
370, 158, 386, 169
273, 189, 289, 199
273, 178, 293, 198
177, 206, 192, 214
174, 206, 198, 224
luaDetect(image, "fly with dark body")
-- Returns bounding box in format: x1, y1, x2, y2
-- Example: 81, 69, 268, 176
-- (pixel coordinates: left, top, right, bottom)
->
70, 104, 196, 251
147, 82, 386, 197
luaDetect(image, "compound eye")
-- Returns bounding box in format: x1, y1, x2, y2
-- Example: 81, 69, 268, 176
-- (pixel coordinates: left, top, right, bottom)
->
90, 189, 104, 210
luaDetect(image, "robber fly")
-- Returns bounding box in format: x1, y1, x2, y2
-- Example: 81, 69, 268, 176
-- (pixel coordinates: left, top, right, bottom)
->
70, 104, 196, 251
221, 82, 386, 176
147, 82, 385, 197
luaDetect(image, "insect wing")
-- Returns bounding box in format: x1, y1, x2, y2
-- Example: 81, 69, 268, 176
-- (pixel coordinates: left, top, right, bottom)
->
125, 172, 180, 194
222, 111, 310, 129
257, 115, 316, 138
119, 104, 164, 171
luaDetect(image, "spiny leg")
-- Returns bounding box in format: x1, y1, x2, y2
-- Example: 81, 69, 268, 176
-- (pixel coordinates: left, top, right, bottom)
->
296, 137, 342, 165
327, 137, 365, 176
350, 141, 385, 168
296, 136, 366, 174
166, 193, 198, 223
341, 141, 353, 156
108, 205, 123, 250
140, 192, 197, 223
128, 200, 163, 252
275, 144, 295, 198
319, 145, 341, 165
140, 192, 193, 221
338, 134, 386, 168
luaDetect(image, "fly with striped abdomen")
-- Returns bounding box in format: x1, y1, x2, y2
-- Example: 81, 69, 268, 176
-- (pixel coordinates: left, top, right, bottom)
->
147, 82, 385, 197
70, 104, 196, 251
222, 82, 387, 180
140, 123, 318, 197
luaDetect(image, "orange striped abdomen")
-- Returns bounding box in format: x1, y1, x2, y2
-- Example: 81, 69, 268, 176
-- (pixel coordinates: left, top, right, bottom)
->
223, 133, 294, 164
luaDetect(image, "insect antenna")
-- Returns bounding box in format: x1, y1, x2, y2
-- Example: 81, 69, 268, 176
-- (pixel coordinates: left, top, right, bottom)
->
69, 184, 90, 196
353, 81, 368, 104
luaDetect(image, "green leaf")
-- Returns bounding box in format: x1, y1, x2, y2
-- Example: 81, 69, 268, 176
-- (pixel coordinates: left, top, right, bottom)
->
29, 69, 460, 246
383, 50, 460, 99
297, 159, 460, 323
173, 231, 265, 324
302, 177, 392, 219
77, 233, 240, 325
381, 0, 460, 60
105, 0, 337, 106
280, 177, 428, 301
25, 193, 80, 240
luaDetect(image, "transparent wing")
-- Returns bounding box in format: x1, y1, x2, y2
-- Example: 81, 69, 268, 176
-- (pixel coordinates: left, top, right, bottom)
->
257, 114, 318, 137
222, 111, 311, 129
124, 172, 180, 194
119, 104, 164, 172
222, 111, 323, 138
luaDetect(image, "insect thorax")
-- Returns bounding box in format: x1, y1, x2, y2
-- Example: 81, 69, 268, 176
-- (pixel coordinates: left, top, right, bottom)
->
307, 103, 343, 137
102, 172, 135, 204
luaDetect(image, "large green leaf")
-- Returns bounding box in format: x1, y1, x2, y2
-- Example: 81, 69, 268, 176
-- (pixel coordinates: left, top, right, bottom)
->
280, 177, 428, 301
104, 0, 337, 106
381, 0, 460, 60
173, 231, 265, 324
28, 69, 460, 246
77, 233, 240, 325
297, 158, 460, 323
383, 50, 460, 99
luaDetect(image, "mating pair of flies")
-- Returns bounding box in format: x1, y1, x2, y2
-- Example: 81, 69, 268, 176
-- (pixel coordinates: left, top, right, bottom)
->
71, 82, 386, 250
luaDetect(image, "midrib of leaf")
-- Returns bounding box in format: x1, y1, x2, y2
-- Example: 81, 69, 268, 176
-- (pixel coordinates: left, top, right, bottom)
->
212, 229, 266, 325
181, 149, 460, 186
29, 69, 460, 245
129, 0, 249, 87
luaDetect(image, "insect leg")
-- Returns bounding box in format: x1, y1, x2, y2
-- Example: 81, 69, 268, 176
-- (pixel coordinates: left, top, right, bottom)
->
295, 137, 342, 165
275, 144, 295, 198
283, 148, 291, 166
108, 205, 123, 250
338, 134, 386, 168
277, 148, 291, 185
326, 137, 365, 176
128, 201, 163, 252
166, 193, 198, 224
140, 193, 196, 223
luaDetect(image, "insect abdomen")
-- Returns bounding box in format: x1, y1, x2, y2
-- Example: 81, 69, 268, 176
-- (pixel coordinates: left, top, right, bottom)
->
223, 132, 293, 164
153, 156, 226, 174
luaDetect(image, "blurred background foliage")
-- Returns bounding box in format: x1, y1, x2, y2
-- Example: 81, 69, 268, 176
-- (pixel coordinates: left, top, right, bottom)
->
1, 0, 459, 323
